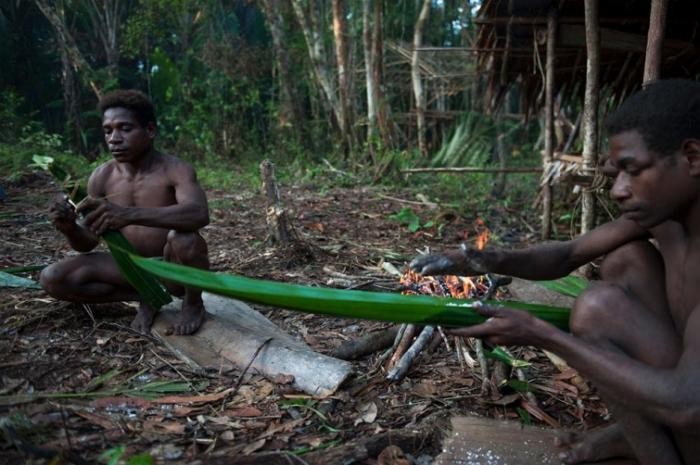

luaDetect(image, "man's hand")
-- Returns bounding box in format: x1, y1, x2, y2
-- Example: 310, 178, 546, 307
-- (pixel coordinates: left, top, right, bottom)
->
448, 303, 554, 347
78, 197, 130, 235
409, 244, 492, 276
48, 194, 78, 233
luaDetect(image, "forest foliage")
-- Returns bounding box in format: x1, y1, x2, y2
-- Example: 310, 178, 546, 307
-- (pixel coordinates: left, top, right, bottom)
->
2, 0, 541, 200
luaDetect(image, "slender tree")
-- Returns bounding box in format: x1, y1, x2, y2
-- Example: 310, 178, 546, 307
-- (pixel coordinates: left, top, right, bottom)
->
581, 0, 600, 235
332, 0, 355, 153
290, 0, 343, 138
412, 0, 431, 155
258, 0, 300, 130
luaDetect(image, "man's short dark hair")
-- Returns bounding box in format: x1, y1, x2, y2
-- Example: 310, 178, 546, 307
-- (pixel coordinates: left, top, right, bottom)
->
98, 89, 156, 128
605, 79, 700, 156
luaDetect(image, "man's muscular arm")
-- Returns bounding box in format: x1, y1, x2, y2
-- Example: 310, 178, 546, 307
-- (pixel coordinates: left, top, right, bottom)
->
410, 217, 648, 280
453, 305, 700, 431
79, 160, 209, 235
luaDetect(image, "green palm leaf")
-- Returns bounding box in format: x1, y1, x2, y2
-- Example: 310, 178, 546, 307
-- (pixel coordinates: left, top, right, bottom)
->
537, 275, 588, 298
126, 254, 571, 330
102, 231, 172, 309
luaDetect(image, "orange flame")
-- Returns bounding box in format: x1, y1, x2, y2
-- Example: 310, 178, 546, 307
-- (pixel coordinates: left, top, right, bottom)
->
400, 269, 488, 300
474, 219, 490, 251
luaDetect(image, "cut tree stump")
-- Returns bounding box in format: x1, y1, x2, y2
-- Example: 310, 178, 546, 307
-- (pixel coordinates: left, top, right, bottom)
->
153, 293, 353, 397
434, 416, 637, 465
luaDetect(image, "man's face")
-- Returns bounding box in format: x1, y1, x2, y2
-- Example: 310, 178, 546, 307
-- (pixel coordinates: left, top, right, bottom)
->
102, 107, 155, 163
608, 130, 693, 228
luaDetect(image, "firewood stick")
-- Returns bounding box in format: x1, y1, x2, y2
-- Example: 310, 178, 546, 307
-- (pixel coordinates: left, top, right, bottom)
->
386, 326, 436, 381
473, 337, 491, 396
386, 324, 417, 370
331, 326, 399, 360
376, 323, 407, 365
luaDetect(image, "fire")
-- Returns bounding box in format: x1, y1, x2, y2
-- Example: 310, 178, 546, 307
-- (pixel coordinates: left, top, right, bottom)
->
401, 219, 494, 299
400, 269, 490, 300
474, 218, 490, 251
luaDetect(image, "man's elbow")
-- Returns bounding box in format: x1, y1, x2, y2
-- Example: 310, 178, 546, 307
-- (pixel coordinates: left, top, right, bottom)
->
664, 404, 700, 430
189, 208, 209, 231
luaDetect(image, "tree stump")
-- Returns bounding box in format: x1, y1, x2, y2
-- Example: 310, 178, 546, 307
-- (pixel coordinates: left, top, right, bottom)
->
260, 159, 292, 245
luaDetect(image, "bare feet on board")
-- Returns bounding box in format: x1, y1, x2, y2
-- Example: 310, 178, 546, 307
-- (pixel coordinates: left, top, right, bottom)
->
165, 300, 205, 335
131, 303, 157, 334
555, 423, 634, 464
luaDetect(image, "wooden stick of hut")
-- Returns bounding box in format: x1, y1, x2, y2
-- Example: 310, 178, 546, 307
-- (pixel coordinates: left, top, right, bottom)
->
260, 159, 291, 244
581, 0, 600, 236
541, 4, 557, 239
643, 0, 668, 84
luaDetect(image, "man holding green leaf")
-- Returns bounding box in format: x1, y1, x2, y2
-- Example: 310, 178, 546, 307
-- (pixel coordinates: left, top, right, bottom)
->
41, 89, 210, 335
411, 80, 700, 465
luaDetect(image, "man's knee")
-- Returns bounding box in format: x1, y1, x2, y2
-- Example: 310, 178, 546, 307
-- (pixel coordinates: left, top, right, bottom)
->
570, 282, 625, 340
40, 263, 70, 299
166, 230, 208, 264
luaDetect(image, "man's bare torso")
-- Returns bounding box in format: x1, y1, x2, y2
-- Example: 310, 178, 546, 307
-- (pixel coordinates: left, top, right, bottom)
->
91, 152, 177, 256
652, 221, 700, 333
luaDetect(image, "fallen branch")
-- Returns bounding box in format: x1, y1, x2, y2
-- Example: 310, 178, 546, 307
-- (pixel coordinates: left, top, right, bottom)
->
331, 327, 399, 360
401, 167, 541, 174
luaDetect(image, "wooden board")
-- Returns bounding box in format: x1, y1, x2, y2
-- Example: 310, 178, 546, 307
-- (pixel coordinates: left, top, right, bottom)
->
153, 293, 353, 397
434, 416, 637, 465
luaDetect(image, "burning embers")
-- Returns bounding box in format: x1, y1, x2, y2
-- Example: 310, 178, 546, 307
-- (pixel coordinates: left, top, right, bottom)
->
400, 219, 498, 300
400, 270, 494, 300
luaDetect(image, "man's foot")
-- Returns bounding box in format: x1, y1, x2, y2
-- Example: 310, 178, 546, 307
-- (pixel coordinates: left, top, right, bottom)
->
131, 303, 156, 334
555, 424, 634, 464
165, 301, 205, 335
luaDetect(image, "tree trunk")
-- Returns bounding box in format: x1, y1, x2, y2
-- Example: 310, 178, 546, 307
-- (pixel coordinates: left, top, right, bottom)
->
34, 0, 102, 99
581, 0, 600, 236
372, 0, 396, 149
259, 0, 300, 130
60, 43, 85, 155
541, 5, 556, 240
332, 0, 354, 154
643, 0, 668, 84
85, 0, 123, 82
363, 0, 378, 149
290, 0, 343, 135
412, 0, 431, 156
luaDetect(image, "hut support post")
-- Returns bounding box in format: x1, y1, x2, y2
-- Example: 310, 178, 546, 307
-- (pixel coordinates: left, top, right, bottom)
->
643, 0, 668, 84
581, 0, 600, 236
542, 5, 557, 239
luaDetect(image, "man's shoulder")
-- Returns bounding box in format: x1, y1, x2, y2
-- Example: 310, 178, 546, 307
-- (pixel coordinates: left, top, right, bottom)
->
90, 159, 118, 179
156, 151, 197, 174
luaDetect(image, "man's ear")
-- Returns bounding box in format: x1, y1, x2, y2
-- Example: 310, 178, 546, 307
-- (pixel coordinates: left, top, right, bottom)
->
681, 139, 700, 176
145, 121, 157, 140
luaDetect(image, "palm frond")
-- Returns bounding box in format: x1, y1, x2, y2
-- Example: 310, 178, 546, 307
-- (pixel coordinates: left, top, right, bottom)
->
126, 253, 571, 330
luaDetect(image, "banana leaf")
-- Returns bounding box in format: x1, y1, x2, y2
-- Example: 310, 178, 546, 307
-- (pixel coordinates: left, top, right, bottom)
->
102, 232, 172, 309
127, 253, 571, 330
537, 275, 588, 298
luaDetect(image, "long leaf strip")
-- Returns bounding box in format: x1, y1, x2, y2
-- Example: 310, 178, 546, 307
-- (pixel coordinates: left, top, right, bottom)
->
124, 253, 571, 330
102, 231, 172, 309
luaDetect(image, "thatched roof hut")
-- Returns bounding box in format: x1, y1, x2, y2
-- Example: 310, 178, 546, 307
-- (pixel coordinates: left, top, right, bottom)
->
475, 0, 700, 113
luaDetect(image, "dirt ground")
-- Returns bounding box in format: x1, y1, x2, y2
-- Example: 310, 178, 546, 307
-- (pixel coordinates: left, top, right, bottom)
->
0, 172, 610, 464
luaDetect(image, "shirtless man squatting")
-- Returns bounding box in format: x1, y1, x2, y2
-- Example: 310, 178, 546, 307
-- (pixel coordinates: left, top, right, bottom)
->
41, 89, 210, 336
410, 79, 700, 464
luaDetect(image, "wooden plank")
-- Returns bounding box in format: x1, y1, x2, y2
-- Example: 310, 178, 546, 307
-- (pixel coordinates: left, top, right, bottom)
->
434, 416, 638, 465
153, 293, 353, 397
